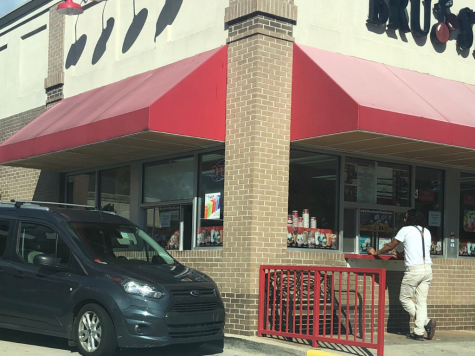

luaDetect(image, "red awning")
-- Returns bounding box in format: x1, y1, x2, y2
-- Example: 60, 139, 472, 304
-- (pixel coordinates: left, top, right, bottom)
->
0, 46, 227, 171
292, 44, 475, 169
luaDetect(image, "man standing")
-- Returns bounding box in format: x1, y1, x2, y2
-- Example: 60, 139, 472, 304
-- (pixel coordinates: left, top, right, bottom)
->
367, 209, 436, 341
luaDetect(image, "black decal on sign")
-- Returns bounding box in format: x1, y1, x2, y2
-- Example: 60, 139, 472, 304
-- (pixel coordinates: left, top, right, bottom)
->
411, 0, 432, 37
457, 8, 475, 49
368, 0, 390, 25
388, 0, 411, 32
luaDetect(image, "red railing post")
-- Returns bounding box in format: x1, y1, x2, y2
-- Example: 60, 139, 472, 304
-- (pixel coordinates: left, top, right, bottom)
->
377, 269, 386, 356
258, 267, 265, 336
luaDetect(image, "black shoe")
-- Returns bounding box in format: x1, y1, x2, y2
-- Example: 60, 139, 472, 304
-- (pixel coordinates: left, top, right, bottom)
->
425, 319, 436, 340
406, 333, 424, 341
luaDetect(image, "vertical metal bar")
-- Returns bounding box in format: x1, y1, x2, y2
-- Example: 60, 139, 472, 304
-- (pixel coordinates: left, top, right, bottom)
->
338, 272, 342, 339
300, 271, 304, 335
293, 271, 297, 334
307, 271, 310, 335
266, 269, 271, 331
313, 271, 321, 348
331, 272, 335, 337
286, 270, 290, 333
371, 273, 375, 344
354, 273, 358, 341
258, 267, 265, 336
323, 272, 327, 338
279, 270, 283, 332
377, 270, 387, 356
363, 274, 367, 342
272, 269, 277, 331
346, 272, 350, 340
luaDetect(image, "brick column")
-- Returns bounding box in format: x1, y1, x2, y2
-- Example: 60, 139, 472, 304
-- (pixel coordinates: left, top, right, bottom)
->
44, 2, 65, 108
222, 0, 297, 335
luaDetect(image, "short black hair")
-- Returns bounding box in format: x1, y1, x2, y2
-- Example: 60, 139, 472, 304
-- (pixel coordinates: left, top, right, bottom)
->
405, 209, 427, 227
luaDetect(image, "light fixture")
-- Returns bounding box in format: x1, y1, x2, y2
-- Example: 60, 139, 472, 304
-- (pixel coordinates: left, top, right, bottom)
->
56, 0, 84, 15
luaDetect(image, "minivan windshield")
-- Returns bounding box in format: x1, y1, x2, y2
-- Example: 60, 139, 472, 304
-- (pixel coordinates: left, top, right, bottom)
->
67, 222, 175, 265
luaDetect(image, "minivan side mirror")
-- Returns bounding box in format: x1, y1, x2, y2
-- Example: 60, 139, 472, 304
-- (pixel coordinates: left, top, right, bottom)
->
33, 254, 56, 268
33, 254, 69, 272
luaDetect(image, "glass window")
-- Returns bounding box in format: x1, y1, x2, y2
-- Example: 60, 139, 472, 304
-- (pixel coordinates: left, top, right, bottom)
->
18, 223, 71, 265
459, 173, 475, 257
145, 206, 181, 250
67, 172, 96, 206
197, 151, 224, 247
100, 166, 130, 219
344, 158, 410, 207
415, 167, 444, 256
143, 157, 194, 203
287, 150, 339, 250
0, 219, 11, 258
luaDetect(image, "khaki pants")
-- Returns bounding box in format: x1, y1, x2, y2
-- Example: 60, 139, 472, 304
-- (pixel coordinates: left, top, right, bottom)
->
399, 264, 432, 335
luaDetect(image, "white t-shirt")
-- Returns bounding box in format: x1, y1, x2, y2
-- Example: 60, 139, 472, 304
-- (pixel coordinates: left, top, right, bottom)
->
395, 225, 433, 267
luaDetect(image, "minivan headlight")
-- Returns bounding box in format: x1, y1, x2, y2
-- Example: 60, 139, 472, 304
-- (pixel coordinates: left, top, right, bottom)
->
122, 281, 164, 299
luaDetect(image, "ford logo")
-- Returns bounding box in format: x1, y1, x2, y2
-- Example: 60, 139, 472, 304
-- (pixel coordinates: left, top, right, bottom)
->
190, 290, 201, 297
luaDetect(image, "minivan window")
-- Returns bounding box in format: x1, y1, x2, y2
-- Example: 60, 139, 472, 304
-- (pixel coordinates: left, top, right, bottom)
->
18, 222, 71, 265
67, 223, 174, 265
0, 219, 11, 258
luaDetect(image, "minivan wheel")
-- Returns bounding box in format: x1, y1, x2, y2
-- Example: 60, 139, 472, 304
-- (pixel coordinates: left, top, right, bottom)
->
75, 304, 117, 356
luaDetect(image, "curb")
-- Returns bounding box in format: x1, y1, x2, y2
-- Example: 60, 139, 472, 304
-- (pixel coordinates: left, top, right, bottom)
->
306, 351, 340, 356
224, 335, 310, 356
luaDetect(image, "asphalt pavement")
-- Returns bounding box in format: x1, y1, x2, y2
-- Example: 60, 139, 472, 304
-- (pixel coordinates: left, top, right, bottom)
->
1, 328, 474, 356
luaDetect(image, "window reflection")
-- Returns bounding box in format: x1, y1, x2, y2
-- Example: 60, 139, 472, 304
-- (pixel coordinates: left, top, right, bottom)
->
100, 166, 131, 219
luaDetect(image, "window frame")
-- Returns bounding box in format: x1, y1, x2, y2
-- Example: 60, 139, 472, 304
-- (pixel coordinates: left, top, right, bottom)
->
14, 220, 72, 267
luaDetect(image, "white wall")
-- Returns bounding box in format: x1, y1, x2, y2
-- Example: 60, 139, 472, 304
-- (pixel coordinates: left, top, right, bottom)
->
294, 0, 475, 85
0, 5, 49, 120
64, 0, 228, 98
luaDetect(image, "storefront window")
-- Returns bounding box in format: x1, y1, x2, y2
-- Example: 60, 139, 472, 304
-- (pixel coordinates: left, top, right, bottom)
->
143, 157, 194, 203
415, 167, 444, 256
100, 166, 130, 219
459, 173, 475, 257
67, 172, 96, 206
197, 151, 224, 248
287, 151, 339, 250
344, 158, 410, 207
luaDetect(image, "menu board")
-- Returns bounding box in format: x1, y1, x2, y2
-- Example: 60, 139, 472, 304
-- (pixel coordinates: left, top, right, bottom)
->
357, 165, 376, 203
344, 163, 375, 203
360, 209, 394, 233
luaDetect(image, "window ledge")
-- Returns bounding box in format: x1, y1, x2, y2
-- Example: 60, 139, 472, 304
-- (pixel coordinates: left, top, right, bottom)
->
344, 253, 404, 261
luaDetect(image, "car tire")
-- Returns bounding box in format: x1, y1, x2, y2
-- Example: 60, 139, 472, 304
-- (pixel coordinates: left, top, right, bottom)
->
74, 303, 117, 356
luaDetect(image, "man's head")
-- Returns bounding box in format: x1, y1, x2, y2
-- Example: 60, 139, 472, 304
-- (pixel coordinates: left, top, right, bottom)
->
404, 209, 427, 227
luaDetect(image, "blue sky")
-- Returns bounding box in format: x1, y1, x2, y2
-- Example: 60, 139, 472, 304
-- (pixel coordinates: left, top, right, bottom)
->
0, 0, 29, 18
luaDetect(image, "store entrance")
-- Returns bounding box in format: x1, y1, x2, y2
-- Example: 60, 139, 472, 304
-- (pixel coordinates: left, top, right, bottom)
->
144, 204, 193, 251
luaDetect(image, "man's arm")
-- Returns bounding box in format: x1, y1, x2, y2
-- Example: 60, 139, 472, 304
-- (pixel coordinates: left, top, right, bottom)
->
367, 238, 400, 256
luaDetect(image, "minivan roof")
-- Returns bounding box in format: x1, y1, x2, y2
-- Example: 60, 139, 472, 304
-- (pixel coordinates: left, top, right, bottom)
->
52, 208, 133, 225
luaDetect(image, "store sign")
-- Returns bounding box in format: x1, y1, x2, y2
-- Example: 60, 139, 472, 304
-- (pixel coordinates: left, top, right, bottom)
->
211, 159, 225, 182
418, 188, 435, 202
368, 0, 475, 49
463, 194, 475, 206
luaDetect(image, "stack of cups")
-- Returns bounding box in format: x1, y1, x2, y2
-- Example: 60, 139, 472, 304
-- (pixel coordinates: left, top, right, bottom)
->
311, 217, 317, 229
287, 215, 293, 227
298, 217, 303, 227
303, 209, 309, 228
292, 211, 298, 227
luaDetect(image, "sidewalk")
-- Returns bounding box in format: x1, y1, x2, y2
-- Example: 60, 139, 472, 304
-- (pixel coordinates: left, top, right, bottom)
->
225, 330, 475, 356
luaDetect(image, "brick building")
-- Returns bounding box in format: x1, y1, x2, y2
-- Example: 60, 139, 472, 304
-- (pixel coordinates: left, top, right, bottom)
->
1, 0, 475, 337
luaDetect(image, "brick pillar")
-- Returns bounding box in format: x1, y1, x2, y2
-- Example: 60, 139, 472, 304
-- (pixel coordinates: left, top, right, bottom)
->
223, 0, 297, 336
44, 2, 65, 108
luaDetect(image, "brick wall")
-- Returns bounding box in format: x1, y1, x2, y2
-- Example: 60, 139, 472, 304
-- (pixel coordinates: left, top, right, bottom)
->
0, 107, 61, 202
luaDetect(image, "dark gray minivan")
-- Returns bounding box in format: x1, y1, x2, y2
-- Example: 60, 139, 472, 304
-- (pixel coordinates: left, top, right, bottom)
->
0, 201, 225, 356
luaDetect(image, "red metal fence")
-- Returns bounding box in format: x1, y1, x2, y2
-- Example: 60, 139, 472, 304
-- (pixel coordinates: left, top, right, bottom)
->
258, 265, 386, 356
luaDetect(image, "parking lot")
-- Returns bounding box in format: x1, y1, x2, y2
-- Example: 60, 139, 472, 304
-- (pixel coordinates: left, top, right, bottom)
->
0, 329, 260, 356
